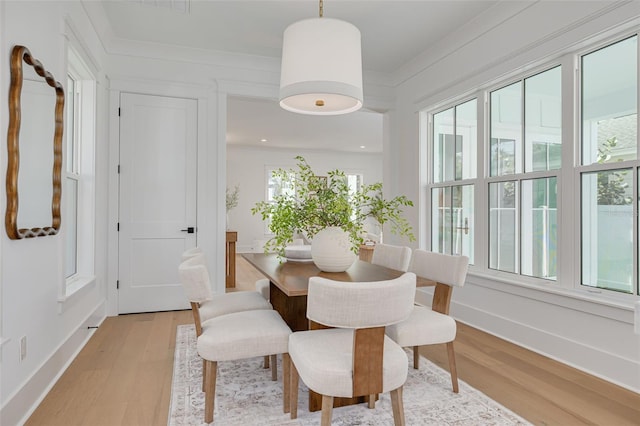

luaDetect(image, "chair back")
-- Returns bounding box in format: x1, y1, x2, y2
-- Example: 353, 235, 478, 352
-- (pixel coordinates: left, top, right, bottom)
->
409, 249, 469, 288
182, 246, 203, 261
306, 272, 416, 329
371, 243, 412, 272
409, 250, 469, 315
178, 254, 214, 303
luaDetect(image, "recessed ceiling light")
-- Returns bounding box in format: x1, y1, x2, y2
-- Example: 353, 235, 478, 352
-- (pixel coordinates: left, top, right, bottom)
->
134, 0, 190, 14
260, 139, 268, 142
360, 145, 366, 149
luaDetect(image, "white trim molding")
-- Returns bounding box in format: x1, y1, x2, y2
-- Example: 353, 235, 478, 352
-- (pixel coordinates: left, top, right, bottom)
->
417, 273, 639, 393
0, 302, 106, 426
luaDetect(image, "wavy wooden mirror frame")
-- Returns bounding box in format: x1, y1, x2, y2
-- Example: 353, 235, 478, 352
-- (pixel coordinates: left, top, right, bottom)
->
6, 45, 64, 239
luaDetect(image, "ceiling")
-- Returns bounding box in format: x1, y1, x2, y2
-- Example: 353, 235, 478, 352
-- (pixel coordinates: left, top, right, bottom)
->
227, 96, 384, 153
87, 0, 501, 152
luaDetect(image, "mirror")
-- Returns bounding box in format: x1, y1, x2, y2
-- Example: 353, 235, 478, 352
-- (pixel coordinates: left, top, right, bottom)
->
6, 45, 64, 239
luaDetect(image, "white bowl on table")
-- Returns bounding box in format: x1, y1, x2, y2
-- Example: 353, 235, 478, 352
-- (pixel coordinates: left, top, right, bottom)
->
284, 245, 312, 262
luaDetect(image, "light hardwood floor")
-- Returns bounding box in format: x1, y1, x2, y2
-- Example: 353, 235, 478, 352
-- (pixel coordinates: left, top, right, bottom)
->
26, 255, 640, 425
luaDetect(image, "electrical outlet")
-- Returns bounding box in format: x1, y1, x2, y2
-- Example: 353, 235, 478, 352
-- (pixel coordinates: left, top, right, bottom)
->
19, 336, 27, 361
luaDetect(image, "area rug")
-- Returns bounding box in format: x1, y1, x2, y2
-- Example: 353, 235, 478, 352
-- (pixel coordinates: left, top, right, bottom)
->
168, 324, 531, 425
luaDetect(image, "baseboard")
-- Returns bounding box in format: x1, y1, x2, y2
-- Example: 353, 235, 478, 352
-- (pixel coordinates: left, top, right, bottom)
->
453, 300, 640, 394
0, 301, 106, 426
237, 245, 254, 253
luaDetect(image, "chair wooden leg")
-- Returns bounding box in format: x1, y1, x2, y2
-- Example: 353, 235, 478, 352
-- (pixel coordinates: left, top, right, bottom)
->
368, 394, 376, 408
320, 395, 334, 426
413, 345, 420, 369
290, 361, 299, 419
282, 353, 291, 414
446, 341, 459, 393
264, 355, 270, 369
271, 354, 278, 381
202, 358, 207, 392
204, 360, 217, 424
390, 386, 405, 426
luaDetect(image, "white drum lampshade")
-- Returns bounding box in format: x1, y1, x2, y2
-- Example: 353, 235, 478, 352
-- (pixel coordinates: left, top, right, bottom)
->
279, 17, 363, 115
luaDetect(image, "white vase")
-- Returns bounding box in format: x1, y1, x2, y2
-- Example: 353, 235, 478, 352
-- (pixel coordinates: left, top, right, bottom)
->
311, 226, 356, 272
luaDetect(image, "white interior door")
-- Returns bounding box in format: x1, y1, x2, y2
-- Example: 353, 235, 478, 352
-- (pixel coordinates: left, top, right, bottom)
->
118, 93, 197, 313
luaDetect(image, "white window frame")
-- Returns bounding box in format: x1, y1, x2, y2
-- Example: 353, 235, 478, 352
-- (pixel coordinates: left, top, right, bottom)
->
576, 34, 638, 296
263, 166, 296, 236
486, 66, 562, 279
60, 43, 96, 302
427, 98, 478, 263
420, 28, 639, 302
262, 167, 365, 235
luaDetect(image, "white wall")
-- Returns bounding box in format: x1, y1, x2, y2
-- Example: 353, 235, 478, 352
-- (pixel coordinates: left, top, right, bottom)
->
102, 40, 394, 302
227, 145, 383, 252
393, 1, 640, 392
2, 3, 638, 424
0, 2, 109, 424
0, 3, 392, 423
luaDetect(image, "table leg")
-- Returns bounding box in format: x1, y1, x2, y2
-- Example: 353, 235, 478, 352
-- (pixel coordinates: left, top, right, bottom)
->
308, 391, 369, 412
269, 283, 308, 332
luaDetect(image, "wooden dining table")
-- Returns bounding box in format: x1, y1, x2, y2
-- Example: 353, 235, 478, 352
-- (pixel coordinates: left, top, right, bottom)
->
241, 252, 435, 412
242, 252, 434, 332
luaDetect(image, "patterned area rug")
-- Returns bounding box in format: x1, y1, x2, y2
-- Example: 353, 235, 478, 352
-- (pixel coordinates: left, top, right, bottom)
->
169, 324, 531, 425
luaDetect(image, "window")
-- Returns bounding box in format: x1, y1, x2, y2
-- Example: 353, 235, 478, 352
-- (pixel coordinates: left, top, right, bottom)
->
266, 168, 295, 202
423, 31, 640, 298
264, 168, 296, 234
432, 185, 474, 259
488, 67, 561, 279
264, 168, 364, 233
580, 35, 637, 294
431, 99, 476, 261
346, 173, 363, 221
64, 45, 96, 293
66, 75, 78, 277
347, 173, 363, 196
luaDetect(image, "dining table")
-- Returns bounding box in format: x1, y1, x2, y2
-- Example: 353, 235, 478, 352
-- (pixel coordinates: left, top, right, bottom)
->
241, 252, 435, 412
242, 252, 434, 331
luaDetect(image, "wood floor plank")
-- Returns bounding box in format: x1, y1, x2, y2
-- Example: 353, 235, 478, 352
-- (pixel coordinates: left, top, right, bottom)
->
25, 256, 640, 426
79, 400, 128, 426
446, 352, 588, 426
235, 254, 268, 292
490, 349, 637, 425
421, 322, 640, 425
120, 361, 168, 425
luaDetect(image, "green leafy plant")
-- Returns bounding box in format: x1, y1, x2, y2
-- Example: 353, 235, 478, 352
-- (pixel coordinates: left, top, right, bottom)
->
251, 156, 414, 257
226, 185, 240, 212
595, 137, 632, 205
353, 182, 415, 242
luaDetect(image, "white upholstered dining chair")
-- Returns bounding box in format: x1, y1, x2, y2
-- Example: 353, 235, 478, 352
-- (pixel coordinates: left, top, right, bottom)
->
180, 249, 273, 379
181, 246, 204, 259
180, 249, 272, 332
179, 255, 292, 423
255, 278, 270, 301
288, 272, 417, 426
385, 249, 469, 393
254, 239, 309, 301
370, 243, 412, 272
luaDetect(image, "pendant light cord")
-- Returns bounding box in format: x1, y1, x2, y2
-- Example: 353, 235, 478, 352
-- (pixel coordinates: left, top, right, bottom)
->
319, 0, 323, 17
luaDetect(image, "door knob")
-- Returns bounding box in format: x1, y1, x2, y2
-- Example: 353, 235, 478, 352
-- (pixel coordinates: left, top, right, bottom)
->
180, 227, 195, 234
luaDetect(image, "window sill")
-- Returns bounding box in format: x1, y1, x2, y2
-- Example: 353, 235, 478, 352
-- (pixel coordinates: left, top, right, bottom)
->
418, 268, 636, 324
466, 270, 636, 323
58, 275, 96, 310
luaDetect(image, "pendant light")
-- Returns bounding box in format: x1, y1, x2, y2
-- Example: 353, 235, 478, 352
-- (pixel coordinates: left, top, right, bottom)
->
279, 0, 363, 115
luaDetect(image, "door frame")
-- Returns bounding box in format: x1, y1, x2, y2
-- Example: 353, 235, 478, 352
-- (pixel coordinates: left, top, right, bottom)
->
106, 79, 226, 316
